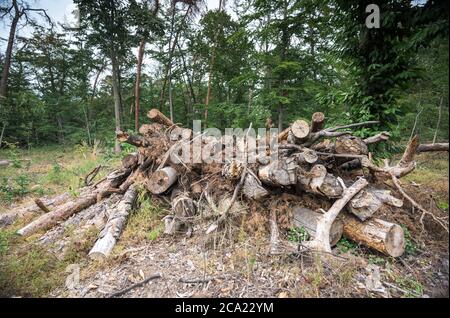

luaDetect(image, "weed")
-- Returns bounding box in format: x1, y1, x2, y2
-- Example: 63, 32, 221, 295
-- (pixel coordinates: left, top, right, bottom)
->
368, 254, 386, 266
147, 224, 163, 241
336, 238, 358, 253
395, 275, 423, 298
401, 225, 418, 256
287, 226, 310, 243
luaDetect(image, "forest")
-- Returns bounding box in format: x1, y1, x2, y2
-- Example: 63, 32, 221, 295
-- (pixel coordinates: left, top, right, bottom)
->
0, 0, 448, 150
0, 0, 449, 299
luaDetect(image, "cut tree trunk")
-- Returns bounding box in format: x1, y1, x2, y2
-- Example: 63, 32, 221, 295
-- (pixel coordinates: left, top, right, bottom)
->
335, 136, 368, 155
302, 178, 368, 253
17, 169, 131, 237
122, 153, 139, 170
147, 108, 175, 127
242, 172, 269, 200
297, 165, 344, 198
258, 157, 298, 186
348, 188, 403, 221
417, 143, 449, 153
89, 186, 137, 260
311, 112, 325, 133
291, 120, 310, 142
342, 213, 405, 257
293, 206, 343, 246
146, 166, 178, 194
0, 193, 71, 227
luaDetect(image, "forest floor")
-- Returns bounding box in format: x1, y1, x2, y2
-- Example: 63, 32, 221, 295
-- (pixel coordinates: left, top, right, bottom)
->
0, 145, 448, 298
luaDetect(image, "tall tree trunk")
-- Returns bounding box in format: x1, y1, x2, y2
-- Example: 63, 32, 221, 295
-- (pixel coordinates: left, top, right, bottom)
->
168, 65, 174, 122
0, 2, 22, 98
135, 40, 146, 131
111, 52, 122, 153
204, 0, 224, 128
433, 96, 443, 144
159, 5, 191, 110
0, 122, 6, 148
177, 42, 197, 105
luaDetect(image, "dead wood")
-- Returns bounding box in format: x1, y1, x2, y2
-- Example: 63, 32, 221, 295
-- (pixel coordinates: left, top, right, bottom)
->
302, 178, 368, 254
417, 143, 449, 152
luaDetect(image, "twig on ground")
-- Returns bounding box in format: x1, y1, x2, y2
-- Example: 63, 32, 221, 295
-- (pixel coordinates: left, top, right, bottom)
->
108, 273, 162, 298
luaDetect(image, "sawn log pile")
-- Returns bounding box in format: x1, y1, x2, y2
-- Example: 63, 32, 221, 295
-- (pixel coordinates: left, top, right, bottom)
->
2, 109, 449, 260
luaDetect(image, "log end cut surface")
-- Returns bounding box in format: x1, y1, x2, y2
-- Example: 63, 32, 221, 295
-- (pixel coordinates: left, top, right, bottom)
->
385, 223, 405, 257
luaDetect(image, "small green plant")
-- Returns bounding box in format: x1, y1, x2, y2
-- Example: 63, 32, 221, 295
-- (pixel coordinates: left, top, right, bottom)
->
395, 275, 423, 298
437, 200, 449, 210
336, 238, 358, 253
287, 226, 310, 243
401, 225, 417, 255
0, 173, 32, 203
0, 230, 15, 255
147, 225, 163, 241
368, 254, 386, 265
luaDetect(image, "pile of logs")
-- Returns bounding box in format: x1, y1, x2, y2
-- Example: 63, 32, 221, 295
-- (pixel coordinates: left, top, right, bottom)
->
1, 109, 448, 260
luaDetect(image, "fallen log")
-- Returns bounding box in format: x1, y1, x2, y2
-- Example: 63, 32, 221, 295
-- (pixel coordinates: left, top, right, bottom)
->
89, 186, 138, 260
417, 143, 449, 153
146, 166, 178, 194
17, 169, 131, 237
341, 213, 405, 257
293, 206, 343, 246
302, 177, 368, 253
0, 193, 71, 228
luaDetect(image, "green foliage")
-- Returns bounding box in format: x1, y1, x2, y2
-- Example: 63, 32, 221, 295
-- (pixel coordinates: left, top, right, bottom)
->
401, 225, 418, 256
287, 226, 310, 243
336, 238, 358, 254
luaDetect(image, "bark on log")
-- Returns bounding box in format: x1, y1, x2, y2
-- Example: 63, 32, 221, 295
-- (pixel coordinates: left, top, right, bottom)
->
297, 165, 344, 198
348, 188, 403, 221
335, 136, 368, 155
17, 169, 131, 237
146, 166, 178, 194
122, 153, 139, 169
89, 186, 137, 260
171, 187, 196, 218
242, 172, 269, 200
116, 131, 147, 147
417, 143, 449, 153
258, 157, 298, 186
147, 108, 174, 127
0, 193, 71, 227
363, 132, 391, 145
342, 213, 405, 257
303, 178, 368, 253
293, 207, 343, 246
311, 112, 325, 133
